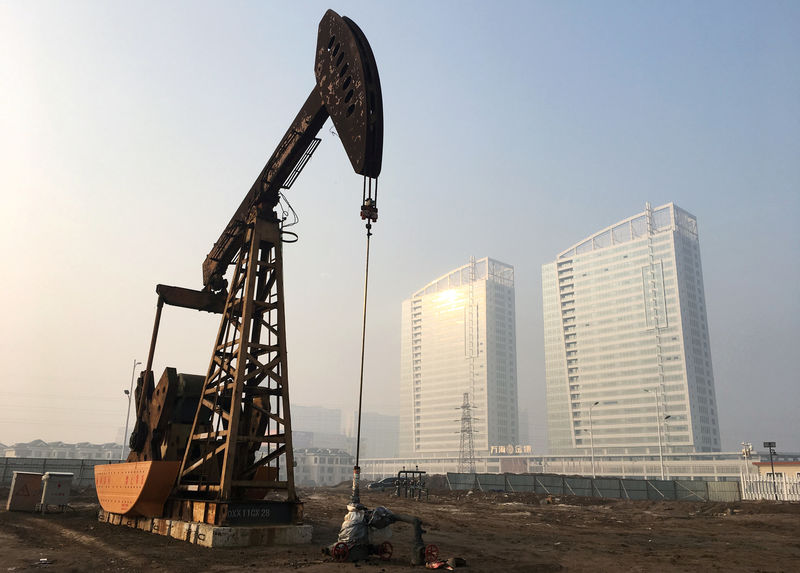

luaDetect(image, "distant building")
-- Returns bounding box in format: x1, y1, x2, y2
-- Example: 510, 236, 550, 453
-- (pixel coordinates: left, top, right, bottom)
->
292, 405, 342, 435
287, 405, 355, 454
293, 448, 353, 486
542, 203, 721, 456
308, 432, 356, 453
2, 440, 119, 459
754, 461, 800, 479
399, 257, 519, 457
290, 407, 398, 459
292, 431, 315, 450
518, 408, 531, 448
345, 411, 399, 458
753, 452, 800, 479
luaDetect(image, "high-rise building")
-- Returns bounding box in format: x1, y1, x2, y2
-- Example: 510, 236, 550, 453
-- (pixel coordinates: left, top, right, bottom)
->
542, 203, 721, 455
292, 405, 342, 435
288, 405, 353, 454
399, 257, 518, 457
345, 411, 399, 458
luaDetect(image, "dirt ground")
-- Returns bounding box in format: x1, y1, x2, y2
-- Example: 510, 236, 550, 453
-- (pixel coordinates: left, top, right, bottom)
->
1, 484, 799, 572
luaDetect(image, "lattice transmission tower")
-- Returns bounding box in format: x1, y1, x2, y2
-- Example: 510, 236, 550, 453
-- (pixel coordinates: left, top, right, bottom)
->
457, 392, 476, 473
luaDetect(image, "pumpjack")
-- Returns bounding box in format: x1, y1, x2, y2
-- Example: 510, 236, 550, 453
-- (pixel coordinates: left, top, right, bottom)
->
96, 9, 382, 528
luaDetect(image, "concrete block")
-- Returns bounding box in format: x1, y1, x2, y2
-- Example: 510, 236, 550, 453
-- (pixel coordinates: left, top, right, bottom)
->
199, 524, 313, 547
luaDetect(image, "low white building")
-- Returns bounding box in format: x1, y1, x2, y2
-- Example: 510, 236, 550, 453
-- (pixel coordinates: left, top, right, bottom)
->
2, 440, 119, 459
294, 448, 353, 487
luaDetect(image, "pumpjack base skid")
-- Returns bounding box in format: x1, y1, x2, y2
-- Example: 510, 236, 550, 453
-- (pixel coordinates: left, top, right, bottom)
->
98, 509, 312, 548
163, 497, 304, 527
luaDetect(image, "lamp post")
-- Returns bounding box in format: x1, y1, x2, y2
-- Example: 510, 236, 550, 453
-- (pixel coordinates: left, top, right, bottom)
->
662, 415, 671, 478
589, 401, 600, 478
121, 359, 142, 460
763, 441, 778, 501
643, 388, 666, 479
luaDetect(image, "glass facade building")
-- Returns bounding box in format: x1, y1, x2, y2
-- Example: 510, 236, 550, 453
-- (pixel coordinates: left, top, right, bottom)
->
542, 203, 721, 455
399, 258, 518, 457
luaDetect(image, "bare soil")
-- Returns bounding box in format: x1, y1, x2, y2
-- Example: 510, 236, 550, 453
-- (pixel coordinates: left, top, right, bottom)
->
1, 485, 799, 572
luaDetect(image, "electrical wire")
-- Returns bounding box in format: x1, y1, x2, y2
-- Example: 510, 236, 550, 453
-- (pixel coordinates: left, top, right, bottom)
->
279, 192, 300, 229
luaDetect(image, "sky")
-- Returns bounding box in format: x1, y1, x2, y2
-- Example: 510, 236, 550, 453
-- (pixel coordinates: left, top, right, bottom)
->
1, 1, 798, 454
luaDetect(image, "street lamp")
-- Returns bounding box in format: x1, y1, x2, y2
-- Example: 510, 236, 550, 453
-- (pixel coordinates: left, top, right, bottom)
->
763, 441, 778, 501
662, 415, 672, 478
643, 388, 667, 480
121, 359, 142, 460
589, 401, 600, 478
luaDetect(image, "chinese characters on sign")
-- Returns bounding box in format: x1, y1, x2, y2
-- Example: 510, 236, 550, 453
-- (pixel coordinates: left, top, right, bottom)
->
489, 444, 532, 455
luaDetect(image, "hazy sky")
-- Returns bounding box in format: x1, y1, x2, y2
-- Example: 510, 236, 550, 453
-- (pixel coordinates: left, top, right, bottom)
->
1, 1, 798, 454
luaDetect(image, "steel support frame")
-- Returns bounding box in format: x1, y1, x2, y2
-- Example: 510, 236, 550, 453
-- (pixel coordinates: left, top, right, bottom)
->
178, 211, 296, 503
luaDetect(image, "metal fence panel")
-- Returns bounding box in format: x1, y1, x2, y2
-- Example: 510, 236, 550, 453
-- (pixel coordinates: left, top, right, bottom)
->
536, 475, 565, 495
593, 479, 622, 499
1, 458, 119, 487
505, 474, 536, 492
707, 481, 740, 502
675, 480, 708, 501
1, 459, 46, 484
476, 473, 506, 492
446, 472, 477, 490
620, 479, 648, 500
646, 479, 676, 500
564, 477, 593, 497
444, 472, 744, 503
2, 458, 46, 477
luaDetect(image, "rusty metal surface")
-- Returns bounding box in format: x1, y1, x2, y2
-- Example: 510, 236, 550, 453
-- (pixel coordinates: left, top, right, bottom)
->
128, 290, 216, 459
128, 369, 177, 463
315, 10, 383, 178
94, 461, 180, 517
164, 496, 303, 526
180, 216, 297, 504
201, 89, 328, 288
127, 368, 209, 464
156, 284, 226, 314
119, 11, 382, 523
201, 9, 383, 290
